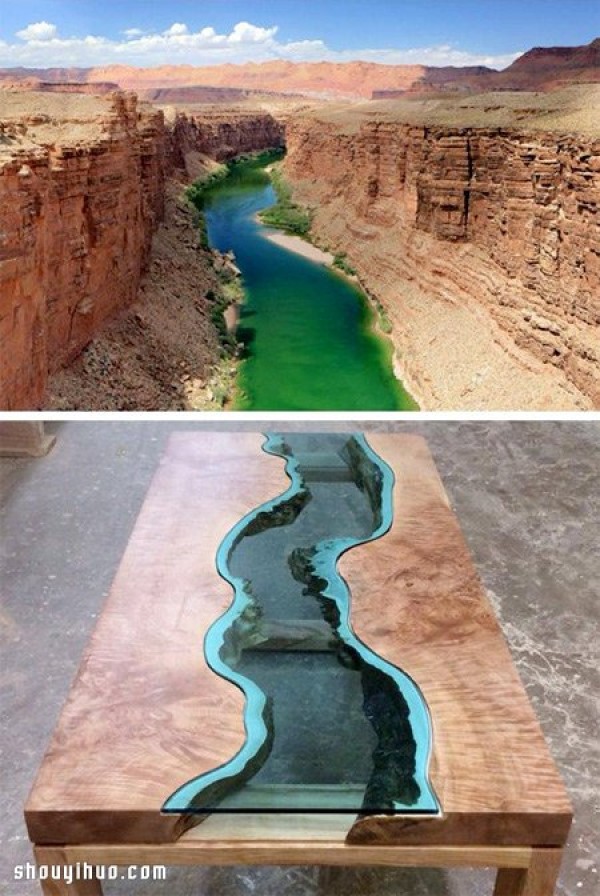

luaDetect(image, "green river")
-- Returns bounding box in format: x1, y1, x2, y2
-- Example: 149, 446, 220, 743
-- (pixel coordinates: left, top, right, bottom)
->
199, 156, 416, 411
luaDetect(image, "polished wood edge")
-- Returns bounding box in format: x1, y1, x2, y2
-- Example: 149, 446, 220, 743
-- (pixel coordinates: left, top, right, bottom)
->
24, 810, 192, 847
27, 808, 573, 849
346, 811, 573, 848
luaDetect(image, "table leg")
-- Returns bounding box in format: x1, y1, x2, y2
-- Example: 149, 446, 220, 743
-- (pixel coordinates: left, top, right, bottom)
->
34, 848, 103, 896
39, 881, 103, 896
493, 848, 563, 896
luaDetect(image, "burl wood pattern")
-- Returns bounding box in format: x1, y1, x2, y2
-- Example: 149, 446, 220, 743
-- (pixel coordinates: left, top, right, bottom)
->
25, 433, 288, 845
342, 434, 572, 847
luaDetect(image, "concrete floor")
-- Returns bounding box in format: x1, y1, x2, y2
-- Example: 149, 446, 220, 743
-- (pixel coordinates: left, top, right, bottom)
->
1, 421, 598, 896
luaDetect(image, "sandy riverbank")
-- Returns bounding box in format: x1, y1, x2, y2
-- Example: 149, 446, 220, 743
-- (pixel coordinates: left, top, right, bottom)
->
263, 230, 335, 265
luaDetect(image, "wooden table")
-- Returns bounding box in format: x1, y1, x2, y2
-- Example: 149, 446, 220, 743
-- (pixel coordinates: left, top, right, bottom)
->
25, 433, 572, 895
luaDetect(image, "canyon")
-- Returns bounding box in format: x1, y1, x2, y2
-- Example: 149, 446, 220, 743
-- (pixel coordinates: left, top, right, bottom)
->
0, 91, 283, 409
282, 89, 600, 409
0, 72, 599, 409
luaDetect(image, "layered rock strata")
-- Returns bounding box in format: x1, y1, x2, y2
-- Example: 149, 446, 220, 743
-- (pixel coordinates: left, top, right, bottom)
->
0, 93, 166, 408
169, 109, 284, 173
284, 116, 599, 409
0, 92, 283, 408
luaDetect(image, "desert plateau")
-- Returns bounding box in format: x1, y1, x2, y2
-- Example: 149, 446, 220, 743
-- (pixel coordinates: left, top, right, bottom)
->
1, 26, 599, 409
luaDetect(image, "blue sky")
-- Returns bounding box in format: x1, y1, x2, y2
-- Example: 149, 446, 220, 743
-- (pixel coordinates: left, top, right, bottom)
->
1, 0, 599, 69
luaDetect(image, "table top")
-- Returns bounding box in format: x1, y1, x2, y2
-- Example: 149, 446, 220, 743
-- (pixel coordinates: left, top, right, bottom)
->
25, 433, 572, 847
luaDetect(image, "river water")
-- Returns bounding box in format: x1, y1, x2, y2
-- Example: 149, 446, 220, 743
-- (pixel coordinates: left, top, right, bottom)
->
201, 160, 416, 411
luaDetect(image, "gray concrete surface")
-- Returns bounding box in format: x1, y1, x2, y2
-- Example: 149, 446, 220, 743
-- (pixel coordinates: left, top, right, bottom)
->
1, 421, 598, 896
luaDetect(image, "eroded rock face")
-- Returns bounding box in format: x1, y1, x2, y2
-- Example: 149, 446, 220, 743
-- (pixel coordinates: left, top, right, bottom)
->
284, 116, 600, 408
169, 109, 284, 166
0, 93, 166, 408
0, 92, 284, 408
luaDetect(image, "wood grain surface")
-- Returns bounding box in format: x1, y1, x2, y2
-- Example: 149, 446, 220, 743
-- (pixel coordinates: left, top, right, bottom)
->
492, 849, 564, 895
342, 434, 572, 847
26, 433, 571, 850
26, 433, 288, 845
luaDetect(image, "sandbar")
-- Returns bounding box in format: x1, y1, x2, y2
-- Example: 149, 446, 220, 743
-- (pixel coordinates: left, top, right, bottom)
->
263, 230, 335, 265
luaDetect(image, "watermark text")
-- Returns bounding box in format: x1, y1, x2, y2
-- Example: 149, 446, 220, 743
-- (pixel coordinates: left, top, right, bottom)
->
15, 862, 167, 884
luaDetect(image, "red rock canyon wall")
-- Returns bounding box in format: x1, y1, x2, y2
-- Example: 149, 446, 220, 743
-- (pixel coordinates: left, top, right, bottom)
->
284, 118, 600, 406
0, 95, 284, 408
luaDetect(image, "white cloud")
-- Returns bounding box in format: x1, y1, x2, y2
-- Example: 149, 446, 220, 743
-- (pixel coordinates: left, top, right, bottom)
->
228, 22, 278, 44
280, 39, 329, 58
164, 23, 189, 37
1, 19, 519, 70
16, 21, 58, 42
332, 45, 521, 69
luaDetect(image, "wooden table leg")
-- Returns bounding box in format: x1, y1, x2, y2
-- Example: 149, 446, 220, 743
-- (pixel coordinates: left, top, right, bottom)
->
34, 848, 103, 896
39, 880, 103, 896
493, 849, 563, 896
0, 422, 55, 457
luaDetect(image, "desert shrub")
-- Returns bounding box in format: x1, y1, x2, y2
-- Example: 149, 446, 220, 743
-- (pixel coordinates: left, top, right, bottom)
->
259, 167, 312, 236
333, 253, 357, 276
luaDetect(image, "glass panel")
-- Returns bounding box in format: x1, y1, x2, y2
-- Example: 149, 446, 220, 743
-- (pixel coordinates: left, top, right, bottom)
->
163, 433, 439, 816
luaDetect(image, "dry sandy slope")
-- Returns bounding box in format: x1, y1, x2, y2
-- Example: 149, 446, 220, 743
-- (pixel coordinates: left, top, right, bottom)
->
305, 194, 592, 411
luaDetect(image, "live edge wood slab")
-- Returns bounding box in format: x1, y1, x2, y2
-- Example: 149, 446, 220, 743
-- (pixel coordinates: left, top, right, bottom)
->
26, 433, 572, 895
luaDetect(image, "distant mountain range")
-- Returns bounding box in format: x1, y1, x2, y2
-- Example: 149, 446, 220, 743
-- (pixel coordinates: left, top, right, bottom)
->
1, 38, 599, 100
